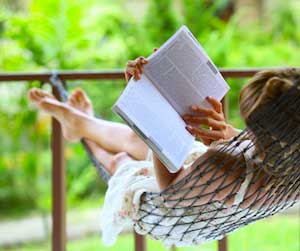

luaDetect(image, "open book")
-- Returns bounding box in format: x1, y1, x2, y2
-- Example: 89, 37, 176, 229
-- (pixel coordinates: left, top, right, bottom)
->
113, 26, 229, 173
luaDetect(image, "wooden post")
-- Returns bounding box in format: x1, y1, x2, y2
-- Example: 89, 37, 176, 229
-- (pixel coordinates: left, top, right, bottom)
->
134, 232, 146, 251
218, 238, 228, 251
51, 86, 66, 251
217, 96, 229, 251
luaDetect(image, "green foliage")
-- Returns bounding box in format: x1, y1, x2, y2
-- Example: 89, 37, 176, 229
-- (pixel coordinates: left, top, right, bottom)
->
1, 0, 300, 217
2, 216, 298, 251
144, 0, 180, 45
1, 0, 136, 70
182, 0, 226, 37
270, 2, 300, 44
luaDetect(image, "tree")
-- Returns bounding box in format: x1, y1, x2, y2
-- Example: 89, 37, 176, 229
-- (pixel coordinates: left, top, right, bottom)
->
182, 0, 228, 37
234, 0, 263, 25
144, 0, 179, 45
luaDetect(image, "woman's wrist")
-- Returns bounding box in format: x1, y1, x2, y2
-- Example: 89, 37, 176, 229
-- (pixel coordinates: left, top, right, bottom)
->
226, 125, 242, 139
208, 125, 241, 146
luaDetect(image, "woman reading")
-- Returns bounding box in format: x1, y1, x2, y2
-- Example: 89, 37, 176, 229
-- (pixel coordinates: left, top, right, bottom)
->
28, 57, 300, 246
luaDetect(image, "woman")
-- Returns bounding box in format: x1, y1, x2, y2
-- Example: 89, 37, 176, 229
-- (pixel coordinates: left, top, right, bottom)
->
28, 58, 300, 246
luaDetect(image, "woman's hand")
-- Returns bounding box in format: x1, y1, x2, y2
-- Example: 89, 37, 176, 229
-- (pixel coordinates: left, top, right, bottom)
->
125, 56, 148, 81
182, 96, 239, 145
124, 48, 158, 82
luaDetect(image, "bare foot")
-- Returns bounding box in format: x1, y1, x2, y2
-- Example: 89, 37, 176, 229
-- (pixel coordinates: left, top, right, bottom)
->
67, 88, 94, 116
28, 88, 87, 142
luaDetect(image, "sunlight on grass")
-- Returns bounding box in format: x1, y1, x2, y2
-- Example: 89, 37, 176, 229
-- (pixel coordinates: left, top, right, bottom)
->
3, 215, 298, 251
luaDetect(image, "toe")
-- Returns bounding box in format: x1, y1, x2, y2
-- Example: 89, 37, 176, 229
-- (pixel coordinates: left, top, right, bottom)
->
45, 92, 55, 99
79, 89, 89, 101
36, 89, 44, 98
68, 95, 77, 106
78, 89, 91, 106
67, 92, 75, 104
71, 89, 80, 102
74, 90, 82, 103
76, 88, 85, 99
29, 88, 54, 102
75, 90, 83, 102
67, 88, 92, 115
28, 89, 36, 102
30, 89, 41, 102
37, 89, 54, 99
74, 88, 83, 95
74, 88, 89, 103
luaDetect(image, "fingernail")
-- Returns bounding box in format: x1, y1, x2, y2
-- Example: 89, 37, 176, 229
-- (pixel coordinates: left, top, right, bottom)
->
206, 96, 212, 100
190, 105, 196, 110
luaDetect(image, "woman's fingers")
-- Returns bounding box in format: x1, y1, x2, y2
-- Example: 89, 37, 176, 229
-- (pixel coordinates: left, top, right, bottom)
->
135, 61, 144, 74
182, 115, 226, 130
135, 56, 148, 66
126, 60, 136, 67
190, 105, 224, 121
125, 61, 136, 81
198, 136, 213, 146
126, 66, 140, 80
125, 57, 148, 81
186, 125, 226, 140
139, 56, 148, 64
133, 69, 140, 80
135, 57, 147, 74
193, 133, 213, 145
125, 71, 130, 82
184, 99, 226, 143
206, 96, 223, 114
126, 67, 140, 80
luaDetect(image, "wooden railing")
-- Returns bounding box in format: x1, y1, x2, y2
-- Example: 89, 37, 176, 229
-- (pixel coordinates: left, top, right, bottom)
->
0, 68, 290, 251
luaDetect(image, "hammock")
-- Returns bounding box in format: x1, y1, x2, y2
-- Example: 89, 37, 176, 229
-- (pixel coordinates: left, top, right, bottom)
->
49, 75, 300, 246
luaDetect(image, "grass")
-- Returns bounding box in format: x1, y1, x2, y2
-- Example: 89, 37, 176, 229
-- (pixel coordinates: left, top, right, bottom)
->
1, 215, 299, 251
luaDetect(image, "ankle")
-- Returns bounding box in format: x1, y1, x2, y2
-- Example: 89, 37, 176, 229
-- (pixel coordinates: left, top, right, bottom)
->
67, 109, 91, 139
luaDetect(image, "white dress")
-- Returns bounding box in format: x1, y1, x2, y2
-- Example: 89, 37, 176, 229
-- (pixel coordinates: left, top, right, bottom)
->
100, 140, 255, 247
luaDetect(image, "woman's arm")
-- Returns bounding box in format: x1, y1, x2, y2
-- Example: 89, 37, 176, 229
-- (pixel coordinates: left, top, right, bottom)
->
164, 149, 245, 206
182, 96, 240, 146
124, 55, 241, 192
125, 56, 299, 209
152, 97, 241, 191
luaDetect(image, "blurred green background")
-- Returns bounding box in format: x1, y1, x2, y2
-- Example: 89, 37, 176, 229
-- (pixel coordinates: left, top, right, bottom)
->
0, 0, 299, 250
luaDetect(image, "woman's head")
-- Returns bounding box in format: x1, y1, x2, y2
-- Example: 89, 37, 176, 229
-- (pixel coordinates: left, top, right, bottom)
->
238, 68, 300, 176
239, 68, 300, 123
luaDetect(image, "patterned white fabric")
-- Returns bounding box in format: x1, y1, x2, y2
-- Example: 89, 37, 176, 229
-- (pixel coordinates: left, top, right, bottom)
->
100, 139, 258, 246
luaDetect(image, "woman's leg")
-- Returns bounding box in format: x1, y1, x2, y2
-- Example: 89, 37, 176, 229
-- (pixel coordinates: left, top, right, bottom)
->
85, 139, 134, 175
66, 89, 136, 175
29, 87, 136, 175
28, 88, 149, 160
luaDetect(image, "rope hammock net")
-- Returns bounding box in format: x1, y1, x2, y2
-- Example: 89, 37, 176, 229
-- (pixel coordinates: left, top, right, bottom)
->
50, 76, 300, 246
134, 81, 300, 246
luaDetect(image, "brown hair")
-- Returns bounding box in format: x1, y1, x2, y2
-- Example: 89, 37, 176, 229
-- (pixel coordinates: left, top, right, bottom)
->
239, 68, 300, 123
238, 68, 300, 178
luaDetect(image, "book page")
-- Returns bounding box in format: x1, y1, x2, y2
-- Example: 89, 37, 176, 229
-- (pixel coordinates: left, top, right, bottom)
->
113, 75, 195, 171
144, 26, 229, 115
